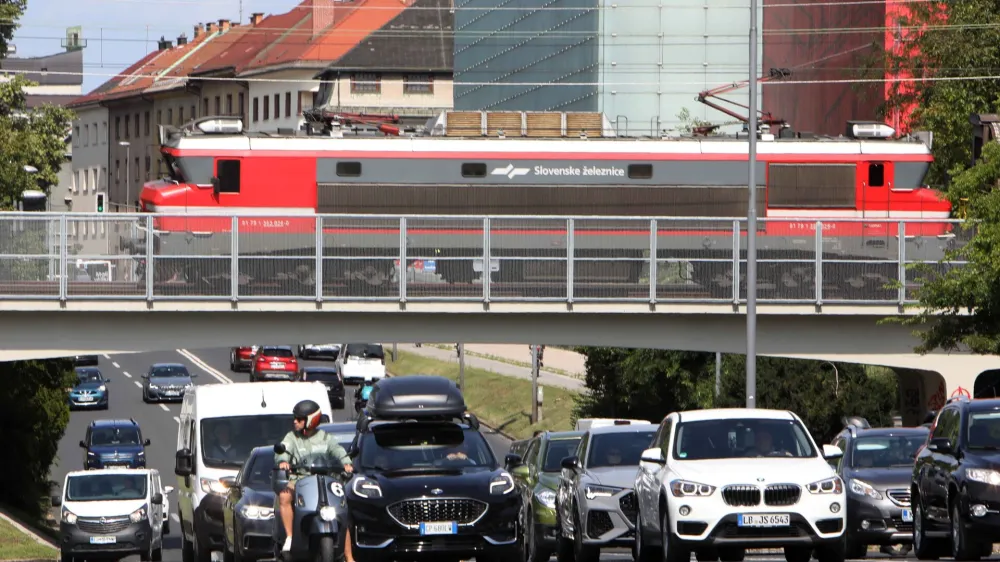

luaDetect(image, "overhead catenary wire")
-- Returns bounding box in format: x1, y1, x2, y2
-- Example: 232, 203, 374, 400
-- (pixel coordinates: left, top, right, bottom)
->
27, 0, 945, 9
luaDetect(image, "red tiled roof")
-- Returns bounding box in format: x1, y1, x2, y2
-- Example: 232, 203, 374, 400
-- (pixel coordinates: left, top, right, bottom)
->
241, 0, 408, 74
99, 31, 217, 103
146, 27, 252, 93
191, 10, 309, 76
66, 49, 164, 108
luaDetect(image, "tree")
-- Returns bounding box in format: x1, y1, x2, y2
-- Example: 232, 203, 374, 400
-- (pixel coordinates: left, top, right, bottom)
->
0, 74, 75, 209
0, 358, 76, 517
864, 0, 1000, 187
0, 1, 25, 60
900, 140, 1000, 354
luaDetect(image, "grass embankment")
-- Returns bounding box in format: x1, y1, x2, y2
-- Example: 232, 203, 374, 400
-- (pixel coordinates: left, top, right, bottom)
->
0, 517, 57, 561
387, 351, 580, 440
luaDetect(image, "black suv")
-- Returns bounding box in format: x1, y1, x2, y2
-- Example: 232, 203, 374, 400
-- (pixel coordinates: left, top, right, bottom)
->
827, 417, 928, 558
912, 396, 1000, 560
346, 375, 522, 562
80, 419, 151, 470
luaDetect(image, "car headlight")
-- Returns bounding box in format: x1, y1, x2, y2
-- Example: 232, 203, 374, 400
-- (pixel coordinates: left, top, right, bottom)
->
490, 472, 515, 495
319, 506, 337, 521
849, 479, 882, 500
240, 505, 274, 520
351, 477, 383, 499
62, 509, 77, 524
129, 505, 148, 523
807, 477, 843, 495
98, 385, 106, 392
200, 478, 228, 495
149, 384, 159, 390
86, 451, 95, 457
669, 480, 716, 497
967, 469, 1000, 485
534, 488, 557, 508
584, 485, 620, 500
137, 450, 145, 456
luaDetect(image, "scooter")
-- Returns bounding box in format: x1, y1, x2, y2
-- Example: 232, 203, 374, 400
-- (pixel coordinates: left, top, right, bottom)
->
271, 442, 354, 562
354, 382, 375, 417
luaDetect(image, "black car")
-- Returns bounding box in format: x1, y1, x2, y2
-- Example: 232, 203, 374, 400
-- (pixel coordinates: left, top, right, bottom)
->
346, 375, 522, 562
299, 366, 345, 409
319, 422, 358, 450
73, 355, 99, 366
827, 419, 928, 558
221, 446, 276, 562
80, 418, 151, 470
912, 396, 1000, 560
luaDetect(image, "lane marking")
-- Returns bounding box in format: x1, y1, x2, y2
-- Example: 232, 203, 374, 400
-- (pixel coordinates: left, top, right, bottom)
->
173, 416, 181, 424
123, 371, 132, 378
159, 404, 170, 412
133, 381, 142, 388
177, 349, 233, 384
171, 514, 179, 523
103, 354, 111, 359
112, 361, 120, 369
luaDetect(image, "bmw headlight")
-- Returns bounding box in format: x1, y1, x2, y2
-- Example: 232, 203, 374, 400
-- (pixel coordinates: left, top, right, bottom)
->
490, 472, 515, 495
62, 509, 77, 524
849, 479, 882, 500
669, 480, 716, 497
240, 505, 274, 520
807, 477, 843, 495
129, 505, 148, 523
585, 485, 620, 500
967, 469, 1000, 485
200, 478, 228, 495
351, 477, 383, 499
534, 488, 556, 508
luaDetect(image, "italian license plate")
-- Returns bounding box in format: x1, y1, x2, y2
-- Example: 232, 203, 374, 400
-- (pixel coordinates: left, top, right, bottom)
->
271, 362, 285, 368
901, 509, 913, 523
90, 536, 116, 544
738, 514, 790, 527
419, 522, 457, 535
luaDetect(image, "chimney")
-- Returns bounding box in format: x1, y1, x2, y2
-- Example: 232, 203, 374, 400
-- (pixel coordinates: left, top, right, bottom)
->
207, 22, 219, 33
251, 13, 264, 26
312, 0, 334, 38
194, 23, 204, 38
157, 36, 173, 50
219, 19, 231, 32
176, 33, 188, 46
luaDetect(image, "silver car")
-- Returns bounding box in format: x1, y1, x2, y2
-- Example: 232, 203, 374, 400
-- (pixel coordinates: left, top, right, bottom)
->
556, 422, 657, 561
141, 362, 196, 403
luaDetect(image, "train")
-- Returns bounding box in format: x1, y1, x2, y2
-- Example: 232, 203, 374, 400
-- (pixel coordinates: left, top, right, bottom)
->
134, 111, 956, 299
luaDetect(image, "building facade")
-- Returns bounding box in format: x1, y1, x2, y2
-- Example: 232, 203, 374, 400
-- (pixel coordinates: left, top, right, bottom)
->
453, 0, 598, 113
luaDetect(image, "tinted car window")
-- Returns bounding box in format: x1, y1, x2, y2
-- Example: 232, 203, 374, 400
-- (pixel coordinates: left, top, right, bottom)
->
303, 370, 340, 382
543, 438, 582, 471
851, 435, 927, 468
587, 430, 655, 468
968, 411, 1000, 449
201, 414, 294, 469
244, 452, 273, 489
360, 423, 494, 471
91, 426, 141, 446
261, 348, 294, 358
345, 344, 384, 359
75, 369, 103, 383
67, 473, 147, 501
151, 365, 190, 377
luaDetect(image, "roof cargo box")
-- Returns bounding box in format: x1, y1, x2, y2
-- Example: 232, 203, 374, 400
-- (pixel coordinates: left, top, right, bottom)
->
369, 375, 467, 419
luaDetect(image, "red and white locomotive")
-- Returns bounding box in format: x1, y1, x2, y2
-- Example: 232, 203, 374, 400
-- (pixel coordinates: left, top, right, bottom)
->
137, 112, 953, 299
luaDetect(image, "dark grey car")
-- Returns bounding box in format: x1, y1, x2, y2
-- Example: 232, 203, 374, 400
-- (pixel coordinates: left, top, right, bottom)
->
141, 363, 197, 403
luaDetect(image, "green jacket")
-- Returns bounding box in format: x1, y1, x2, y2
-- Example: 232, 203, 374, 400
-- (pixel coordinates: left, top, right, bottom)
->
274, 429, 352, 478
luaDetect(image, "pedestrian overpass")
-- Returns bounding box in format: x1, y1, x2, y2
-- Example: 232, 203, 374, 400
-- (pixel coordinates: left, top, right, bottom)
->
0, 211, 995, 423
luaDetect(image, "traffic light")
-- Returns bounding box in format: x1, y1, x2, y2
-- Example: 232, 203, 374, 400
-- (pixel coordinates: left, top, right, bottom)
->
95, 192, 106, 213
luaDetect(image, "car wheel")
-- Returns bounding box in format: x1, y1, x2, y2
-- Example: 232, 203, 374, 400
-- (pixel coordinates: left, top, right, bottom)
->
951, 498, 981, 561
913, 494, 942, 560
633, 509, 659, 562
659, 504, 687, 562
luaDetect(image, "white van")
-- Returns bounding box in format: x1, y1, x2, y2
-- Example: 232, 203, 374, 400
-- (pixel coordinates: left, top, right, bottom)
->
574, 417, 652, 431
54, 467, 172, 562
336, 343, 387, 385
173, 381, 333, 562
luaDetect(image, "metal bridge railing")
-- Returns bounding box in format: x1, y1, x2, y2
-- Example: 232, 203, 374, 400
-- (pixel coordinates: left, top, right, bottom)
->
0, 212, 971, 306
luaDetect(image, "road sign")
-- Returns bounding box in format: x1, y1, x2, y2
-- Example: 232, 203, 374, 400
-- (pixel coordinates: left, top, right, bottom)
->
951, 387, 971, 399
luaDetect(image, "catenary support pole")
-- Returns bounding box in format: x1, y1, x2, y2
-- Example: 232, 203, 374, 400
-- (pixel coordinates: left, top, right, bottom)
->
746, 0, 759, 409
531, 345, 539, 424
458, 343, 465, 392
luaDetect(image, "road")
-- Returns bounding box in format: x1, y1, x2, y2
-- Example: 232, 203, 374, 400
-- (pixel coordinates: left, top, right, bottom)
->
49, 347, 916, 562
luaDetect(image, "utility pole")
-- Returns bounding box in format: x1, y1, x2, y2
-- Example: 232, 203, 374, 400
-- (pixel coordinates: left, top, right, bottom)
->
715, 352, 722, 397
391, 342, 397, 362
530, 345, 543, 423
745, 0, 759, 409
456, 343, 465, 392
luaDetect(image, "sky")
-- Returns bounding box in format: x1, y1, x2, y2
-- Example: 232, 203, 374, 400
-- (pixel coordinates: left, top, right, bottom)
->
9, 0, 302, 93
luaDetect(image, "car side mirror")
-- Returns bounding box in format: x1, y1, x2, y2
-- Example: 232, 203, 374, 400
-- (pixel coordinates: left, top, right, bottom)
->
219, 476, 237, 489
211, 176, 221, 195
504, 453, 522, 469
928, 437, 953, 453
141, 374, 148, 379
163, 486, 174, 494
51, 495, 62, 507
822, 444, 844, 460
274, 442, 287, 455
190, 373, 198, 377
79, 440, 86, 448
561, 456, 580, 471
640, 447, 665, 465
143, 439, 151, 446
151, 493, 163, 505
175, 449, 193, 477
511, 465, 530, 479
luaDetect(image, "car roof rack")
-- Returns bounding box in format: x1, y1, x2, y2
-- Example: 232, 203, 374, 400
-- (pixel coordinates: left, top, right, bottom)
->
842, 415, 870, 436
355, 375, 479, 432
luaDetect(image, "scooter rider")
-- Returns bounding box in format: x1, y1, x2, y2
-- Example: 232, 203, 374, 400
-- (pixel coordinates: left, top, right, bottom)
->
275, 400, 355, 559
356, 380, 375, 406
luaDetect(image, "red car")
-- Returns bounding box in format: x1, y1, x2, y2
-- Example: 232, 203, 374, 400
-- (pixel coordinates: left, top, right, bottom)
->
250, 346, 299, 381
229, 346, 258, 372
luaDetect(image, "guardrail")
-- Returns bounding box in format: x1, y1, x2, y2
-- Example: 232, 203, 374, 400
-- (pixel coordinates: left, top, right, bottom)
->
0, 212, 971, 305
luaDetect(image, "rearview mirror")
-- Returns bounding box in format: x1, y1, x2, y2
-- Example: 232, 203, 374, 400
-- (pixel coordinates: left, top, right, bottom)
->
640, 447, 665, 465
219, 476, 237, 489
561, 456, 580, 471
79, 440, 86, 448
175, 449, 193, 477
928, 437, 953, 454
822, 444, 843, 460
511, 465, 530, 479
51, 495, 61, 507
151, 493, 163, 505
163, 486, 174, 494
274, 442, 287, 455
143, 439, 151, 446
504, 453, 522, 469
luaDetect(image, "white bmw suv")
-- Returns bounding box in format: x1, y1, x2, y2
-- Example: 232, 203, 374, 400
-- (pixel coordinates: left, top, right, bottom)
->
632, 408, 847, 562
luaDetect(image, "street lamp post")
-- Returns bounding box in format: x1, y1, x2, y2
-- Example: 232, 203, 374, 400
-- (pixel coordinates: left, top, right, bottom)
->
119, 141, 131, 211
745, 0, 760, 408
823, 362, 841, 397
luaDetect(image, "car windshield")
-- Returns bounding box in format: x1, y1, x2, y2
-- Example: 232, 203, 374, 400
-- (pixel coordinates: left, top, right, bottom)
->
360, 423, 495, 471
151, 365, 190, 377
66, 473, 147, 502
851, 434, 927, 468
243, 452, 274, 489
303, 370, 340, 382
345, 344, 384, 360
586, 430, 656, 468
201, 414, 295, 469
673, 418, 817, 460
543, 438, 582, 472
92, 426, 141, 446
968, 411, 1000, 449
75, 369, 103, 383
261, 348, 293, 358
